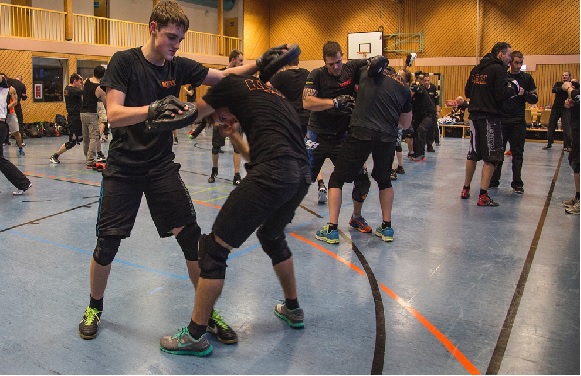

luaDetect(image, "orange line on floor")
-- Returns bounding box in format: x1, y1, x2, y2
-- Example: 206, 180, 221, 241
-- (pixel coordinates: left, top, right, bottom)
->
290, 232, 480, 375
192, 199, 222, 209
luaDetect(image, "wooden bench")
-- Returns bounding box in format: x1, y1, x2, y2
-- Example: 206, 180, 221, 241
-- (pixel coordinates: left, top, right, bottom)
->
440, 123, 470, 138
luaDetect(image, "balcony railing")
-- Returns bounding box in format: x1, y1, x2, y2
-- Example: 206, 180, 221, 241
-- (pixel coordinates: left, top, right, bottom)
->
0, 3, 240, 56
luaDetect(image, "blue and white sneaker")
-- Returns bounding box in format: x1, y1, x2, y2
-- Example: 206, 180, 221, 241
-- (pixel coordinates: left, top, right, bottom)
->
315, 225, 339, 244
374, 226, 394, 242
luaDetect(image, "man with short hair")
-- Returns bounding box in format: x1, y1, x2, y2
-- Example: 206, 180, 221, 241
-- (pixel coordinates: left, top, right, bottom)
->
543, 71, 573, 151
5, 74, 27, 152
490, 51, 538, 193
461, 42, 517, 206
80, 65, 107, 169
422, 75, 440, 150
303, 41, 371, 232
49, 73, 85, 164
562, 81, 580, 214
207, 49, 244, 185
450, 96, 469, 124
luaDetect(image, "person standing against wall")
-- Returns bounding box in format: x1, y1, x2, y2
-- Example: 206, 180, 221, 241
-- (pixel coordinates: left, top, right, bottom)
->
543, 71, 573, 151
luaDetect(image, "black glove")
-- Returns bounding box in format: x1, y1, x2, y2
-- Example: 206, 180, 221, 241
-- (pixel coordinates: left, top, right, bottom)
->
145, 95, 198, 133
256, 44, 289, 71
367, 55, 389, 78
257, 44, 302, 83
332, 95, 355, 113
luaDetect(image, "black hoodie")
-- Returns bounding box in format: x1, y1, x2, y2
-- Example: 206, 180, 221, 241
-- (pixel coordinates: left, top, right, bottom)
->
464, 53, 514, 119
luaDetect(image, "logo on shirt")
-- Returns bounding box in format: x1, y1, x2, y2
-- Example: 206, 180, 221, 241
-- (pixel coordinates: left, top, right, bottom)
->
339, 78, 352, 88
244, 79, 285, 98
161, 79, 177, 88
472, 74, 488, 85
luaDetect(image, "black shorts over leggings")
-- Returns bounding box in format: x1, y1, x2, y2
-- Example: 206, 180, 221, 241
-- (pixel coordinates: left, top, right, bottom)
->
96, 162, 198, 238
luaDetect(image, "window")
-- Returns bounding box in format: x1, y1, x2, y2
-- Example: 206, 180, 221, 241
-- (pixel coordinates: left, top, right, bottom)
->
32, 57, 67, 102
77, 59, 107, 84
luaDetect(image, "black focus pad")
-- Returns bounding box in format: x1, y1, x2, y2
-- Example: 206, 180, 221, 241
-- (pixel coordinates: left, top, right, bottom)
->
368, 55, 389, 78
145, 95, 198, 133
258, 44, 302, 83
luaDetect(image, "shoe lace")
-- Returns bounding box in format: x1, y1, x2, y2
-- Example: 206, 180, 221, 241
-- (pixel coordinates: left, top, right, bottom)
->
83, 307, 101, 325
211, 311, 230, 330
172, 326, 190, 340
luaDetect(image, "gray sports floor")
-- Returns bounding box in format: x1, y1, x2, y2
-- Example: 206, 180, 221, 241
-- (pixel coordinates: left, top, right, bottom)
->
0, 129, 579, 375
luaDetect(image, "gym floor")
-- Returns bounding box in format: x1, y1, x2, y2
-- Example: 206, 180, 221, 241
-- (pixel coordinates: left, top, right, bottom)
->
0, 129, 578, 375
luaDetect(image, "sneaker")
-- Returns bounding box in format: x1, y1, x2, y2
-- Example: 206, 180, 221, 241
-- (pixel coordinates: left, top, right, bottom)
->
207, 310, 238, 344
374, 226, 394, 242
504, 150, 512, 156
274, 302, 304, 328
565, 200, 580, 214
513, 186, 524, 194
21, 142, 25, 147
317, 186, 328, 203
174, 137, 179, 145
17, 147, 25, 156
395, 165, 405, 174
160, 327, 213, 356
564, 147, 572, 152
407, 152, 415, 158
49, 155, 60, 164
96, 153, 107, 163
315, 225, 339, 244
208, 173, 217, 183
460, 186, 470, 199
427, 147, 435, 152
232, 173, 241, 186
477, 193, 499, 207
79, 306, 102, 339
412, 154, 426, 162
562, 197, 579, 207
542, 144, 551, 150
12, 183, 32, 196
390, 170, 397, 180
348, 215, 372, 233
86, 163, 96, 170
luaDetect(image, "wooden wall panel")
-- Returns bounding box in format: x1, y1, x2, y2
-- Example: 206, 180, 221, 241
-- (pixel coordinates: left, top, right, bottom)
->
243, 0, 270, 60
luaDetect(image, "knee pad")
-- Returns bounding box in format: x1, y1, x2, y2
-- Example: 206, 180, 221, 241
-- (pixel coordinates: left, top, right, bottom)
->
352, 171, 371, 203
395, 144, 403, 152
176, 223, 201, 261
64, 140, 77, 150
211, 146, 221, 155
571, 160, 580, 174
198, 233, 230, 279
327, 171, 345, 190
93, 236, 122, 266
256, 226, 292, 266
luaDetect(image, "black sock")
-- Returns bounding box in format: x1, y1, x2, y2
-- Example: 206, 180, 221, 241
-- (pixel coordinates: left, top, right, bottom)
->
211, 167, 218, 175
285, 298, 299, 310
480, 189, 487, 196
576, 192, 580, 200
327, 223, 338, 231
89, 295, 103, 312
318, 179, 325, 188
187, 320, 208, 340
382, 221, 391, 229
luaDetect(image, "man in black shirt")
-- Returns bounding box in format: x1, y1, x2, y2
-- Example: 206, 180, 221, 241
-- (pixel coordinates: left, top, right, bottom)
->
315, 61, 412, 244
49, 73, 85, 164
543, 71, 573, 151
490, 51, 537, 193
410, 75, 437, 161
78, 0, 278, 345
462, 42, 517, 206
160, 74, 310, 356
562, 81, 580, 214
303, 41, 371, 232
422, 75, 440, 150
450, 96, 469, 124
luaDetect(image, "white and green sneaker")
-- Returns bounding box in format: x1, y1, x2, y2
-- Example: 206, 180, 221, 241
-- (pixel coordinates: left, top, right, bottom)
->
160, 326, 213, 356
274, 302, 304, 329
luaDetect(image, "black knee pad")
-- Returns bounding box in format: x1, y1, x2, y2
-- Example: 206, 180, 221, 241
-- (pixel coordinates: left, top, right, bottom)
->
176, 223, 201, 261
571, 160, 580, 174
395, 144, 403, 152
352, 171, 371, 203
211, 146, 221, 155
198, 233, 230, 279
377, 180, 392, 190
64, 140, 77, 150
93, 236, 122, 266
256, 226, 292, 266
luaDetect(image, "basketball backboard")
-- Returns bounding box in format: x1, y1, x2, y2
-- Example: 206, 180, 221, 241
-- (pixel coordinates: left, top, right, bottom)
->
347, 31, 383, 60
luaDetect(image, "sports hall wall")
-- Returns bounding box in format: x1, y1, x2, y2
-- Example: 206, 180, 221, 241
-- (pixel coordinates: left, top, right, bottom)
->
244, 0, 580, 107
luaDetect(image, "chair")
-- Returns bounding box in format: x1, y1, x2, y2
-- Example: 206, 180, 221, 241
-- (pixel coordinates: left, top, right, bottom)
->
539, 109, 551, 128
525, 109, 533, 127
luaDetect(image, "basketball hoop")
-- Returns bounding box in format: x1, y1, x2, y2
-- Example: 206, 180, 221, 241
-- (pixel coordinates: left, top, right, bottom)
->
356, 51, 368, 59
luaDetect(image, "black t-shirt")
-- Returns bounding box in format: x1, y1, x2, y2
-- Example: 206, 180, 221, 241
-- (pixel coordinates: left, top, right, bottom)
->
81, 79, 100, 113
425, 83, 440, 107
552, 81, 570, 108
7, 78, 26, 106
203, 74, 308, 167
503, 71, 537, 121
304, 59, 368, 135
269, 67, 310, 135
411, 87, 436, 121
571, 82, 580, 131
349, 68, 412, 141
100, 47, 208, 176
64, 85, 83, 116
